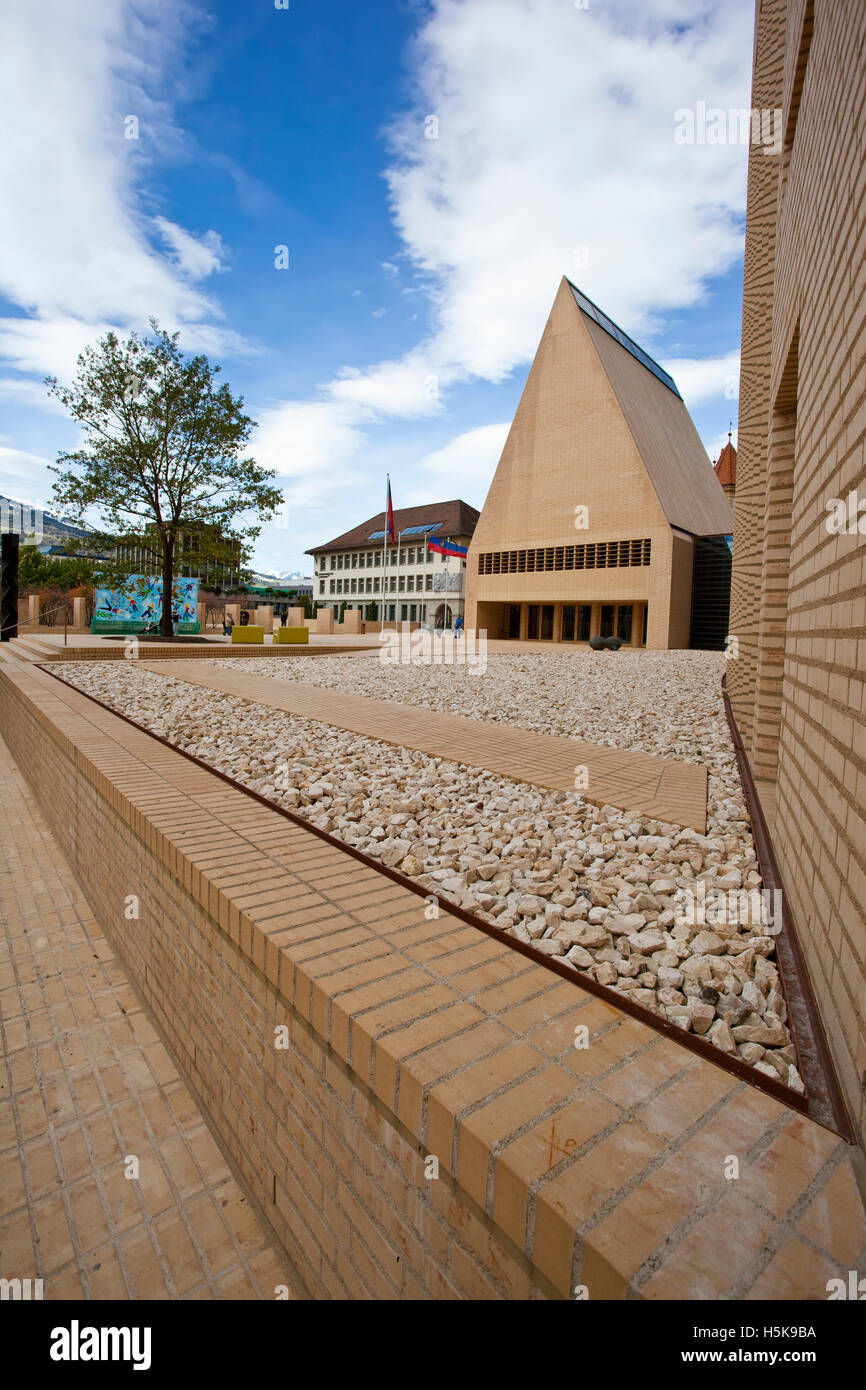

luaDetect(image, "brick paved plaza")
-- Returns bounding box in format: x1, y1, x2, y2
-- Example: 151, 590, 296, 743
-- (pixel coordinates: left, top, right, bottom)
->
0, 729, 304, 1300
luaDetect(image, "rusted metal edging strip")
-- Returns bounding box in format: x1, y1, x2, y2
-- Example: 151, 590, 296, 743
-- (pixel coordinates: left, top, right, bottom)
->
721, 674, 853, 1141
30, 660, 828, 1124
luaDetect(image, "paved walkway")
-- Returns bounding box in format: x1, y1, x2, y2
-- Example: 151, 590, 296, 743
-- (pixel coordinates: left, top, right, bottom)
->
0, 733, 306, 1301
144, 661, 707, 832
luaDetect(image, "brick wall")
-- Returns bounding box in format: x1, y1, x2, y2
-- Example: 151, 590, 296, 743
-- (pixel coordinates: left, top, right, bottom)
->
1, 655, 863, 1298
728, 0, 866, 1142
727, 0, 787, 747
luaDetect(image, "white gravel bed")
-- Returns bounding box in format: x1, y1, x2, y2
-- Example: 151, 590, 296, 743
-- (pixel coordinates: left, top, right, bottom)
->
216, 650, 728, 764
55, 657, 801, 1090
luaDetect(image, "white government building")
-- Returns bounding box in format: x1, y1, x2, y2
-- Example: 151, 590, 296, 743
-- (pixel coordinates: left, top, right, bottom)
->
307, 500, 479, 627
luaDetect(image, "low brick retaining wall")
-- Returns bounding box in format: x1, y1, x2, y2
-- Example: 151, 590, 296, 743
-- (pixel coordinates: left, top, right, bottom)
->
1, 655, 863, 1300
13, 641, 376, 662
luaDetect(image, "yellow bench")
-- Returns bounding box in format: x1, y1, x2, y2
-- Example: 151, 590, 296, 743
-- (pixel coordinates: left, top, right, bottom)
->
273, 625, 309, 644
231, 625, 264, 644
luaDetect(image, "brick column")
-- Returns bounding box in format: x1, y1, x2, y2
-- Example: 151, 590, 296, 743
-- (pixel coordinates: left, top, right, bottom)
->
631, 603, 645, 647
752, 401, 795, 781
518, 604, 529, 640
589, 603, 601, 640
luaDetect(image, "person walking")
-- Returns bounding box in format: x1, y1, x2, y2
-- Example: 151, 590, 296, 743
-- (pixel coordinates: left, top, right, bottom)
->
223, 614, 234, 638
454, 613, 464, 637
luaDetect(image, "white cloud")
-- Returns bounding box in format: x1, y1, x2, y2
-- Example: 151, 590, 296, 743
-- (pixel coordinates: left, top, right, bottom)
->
326, 0, 750, 410
0, 446, 57, 506
0, 376, 69, 413
405, 421, 510, 506
153, 218, 227, 280
0, 0, 242, 393
243, 400, 373, 573
662, 350, 741, 407
371, 307, 387, 319
0, 316, 118, 382
328, 354, 446, 418
252, 399, 367, 489
381, 262, 399, 276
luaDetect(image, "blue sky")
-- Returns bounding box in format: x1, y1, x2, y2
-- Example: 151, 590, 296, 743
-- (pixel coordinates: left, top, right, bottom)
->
0, 0, 754, 574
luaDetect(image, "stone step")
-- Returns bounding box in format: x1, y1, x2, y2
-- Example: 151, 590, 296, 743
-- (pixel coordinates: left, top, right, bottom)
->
5, 635, 59, 660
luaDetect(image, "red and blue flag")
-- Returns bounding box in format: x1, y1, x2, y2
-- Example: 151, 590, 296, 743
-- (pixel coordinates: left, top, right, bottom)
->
427, 537, 468, 558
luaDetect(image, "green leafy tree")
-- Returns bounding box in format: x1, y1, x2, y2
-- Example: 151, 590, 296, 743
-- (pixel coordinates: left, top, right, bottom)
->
47, 320, 282, 637
18, 547, 99, 592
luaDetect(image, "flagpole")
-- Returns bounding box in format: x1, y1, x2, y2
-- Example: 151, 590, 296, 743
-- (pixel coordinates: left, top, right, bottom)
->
380, 475, 388, 636
396, 528, 403, 639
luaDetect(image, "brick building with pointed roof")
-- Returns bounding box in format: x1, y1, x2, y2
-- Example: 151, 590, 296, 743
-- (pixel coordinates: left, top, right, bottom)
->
464, 277, 734, 648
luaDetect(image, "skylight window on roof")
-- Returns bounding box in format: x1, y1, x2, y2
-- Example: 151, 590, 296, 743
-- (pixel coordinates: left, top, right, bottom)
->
567, 281, 682, 398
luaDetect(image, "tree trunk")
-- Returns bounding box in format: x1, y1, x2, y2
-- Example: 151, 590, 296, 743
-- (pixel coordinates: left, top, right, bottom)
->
160, 535, 175, 638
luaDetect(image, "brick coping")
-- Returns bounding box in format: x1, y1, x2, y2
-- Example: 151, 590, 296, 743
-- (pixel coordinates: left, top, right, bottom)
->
6, 639, 376, 663
1, 654, 864, 1298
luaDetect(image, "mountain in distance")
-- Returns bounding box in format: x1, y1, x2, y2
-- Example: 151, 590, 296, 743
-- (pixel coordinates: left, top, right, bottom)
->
0, 494, 90, 545
249, 568, 312, 587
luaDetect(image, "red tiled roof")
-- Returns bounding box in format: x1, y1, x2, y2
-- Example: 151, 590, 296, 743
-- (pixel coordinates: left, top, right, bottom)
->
306, 499, 481, 554
715, 439, 737, 487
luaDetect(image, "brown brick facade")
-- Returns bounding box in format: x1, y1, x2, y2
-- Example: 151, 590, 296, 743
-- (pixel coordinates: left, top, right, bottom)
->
727, 0, 866, 1141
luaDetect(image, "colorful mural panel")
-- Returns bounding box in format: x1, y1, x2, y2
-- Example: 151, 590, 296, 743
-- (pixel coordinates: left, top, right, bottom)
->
92, 576, 199, 628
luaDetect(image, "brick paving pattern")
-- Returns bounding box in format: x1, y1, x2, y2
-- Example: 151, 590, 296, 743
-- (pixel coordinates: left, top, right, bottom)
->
144, 660, 708, 832
0, 732, 305, 1301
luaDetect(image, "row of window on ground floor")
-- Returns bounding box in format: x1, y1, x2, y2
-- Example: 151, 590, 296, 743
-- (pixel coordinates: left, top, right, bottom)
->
500, 602, 647, 644
332, 601, 461, 624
